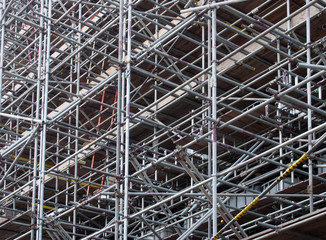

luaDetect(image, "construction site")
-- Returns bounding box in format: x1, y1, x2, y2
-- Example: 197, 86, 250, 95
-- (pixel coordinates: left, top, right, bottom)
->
1, 0, 326, 239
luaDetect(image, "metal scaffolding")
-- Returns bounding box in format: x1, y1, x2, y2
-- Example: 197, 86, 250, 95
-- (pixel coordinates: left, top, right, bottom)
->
1, 0, 326, 239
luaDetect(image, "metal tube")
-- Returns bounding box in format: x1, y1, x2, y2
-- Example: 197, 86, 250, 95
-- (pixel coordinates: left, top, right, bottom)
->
211, 4, 218, 236
298, 63, 326, 70
36, 1, 52, 238
181, 0, 248, 13
306, 0, 314, 214
31, 1, 44, 235
123, 0, 132, 238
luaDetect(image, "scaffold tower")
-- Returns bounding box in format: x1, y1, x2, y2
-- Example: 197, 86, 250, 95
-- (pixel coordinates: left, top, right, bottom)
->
1, 0, 326, 239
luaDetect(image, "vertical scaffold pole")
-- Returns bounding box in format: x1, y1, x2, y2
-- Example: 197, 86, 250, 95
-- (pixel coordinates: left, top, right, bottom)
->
116, 0, 124, 239
73, 3, 82, 239
37, 0, 52, 239
32, 1, 44, 238
207, 6, 212, 237
124, 0, 132, 238
0, 0, 6, 222
306, 0, 314, 213
0, 0, 5, 113
211, 1, 218, 236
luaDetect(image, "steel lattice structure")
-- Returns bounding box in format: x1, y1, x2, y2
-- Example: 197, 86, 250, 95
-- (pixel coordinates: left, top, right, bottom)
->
1, 0, 326, 239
